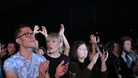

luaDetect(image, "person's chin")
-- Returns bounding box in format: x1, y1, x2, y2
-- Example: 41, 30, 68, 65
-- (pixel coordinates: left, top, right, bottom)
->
31, 45, 36, 48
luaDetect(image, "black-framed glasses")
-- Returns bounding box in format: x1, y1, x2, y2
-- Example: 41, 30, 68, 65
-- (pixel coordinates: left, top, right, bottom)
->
17, 32, 35, 38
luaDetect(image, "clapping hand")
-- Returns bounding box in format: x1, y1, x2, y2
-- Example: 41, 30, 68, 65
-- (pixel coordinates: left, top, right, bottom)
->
55, 60, 69, 78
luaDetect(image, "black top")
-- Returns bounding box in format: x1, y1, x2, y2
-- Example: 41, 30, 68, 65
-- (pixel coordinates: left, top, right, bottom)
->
43, 53, 70, 78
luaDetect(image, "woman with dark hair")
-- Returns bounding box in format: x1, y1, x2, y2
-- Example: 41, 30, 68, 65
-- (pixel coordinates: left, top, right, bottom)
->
65, 35, 108, 78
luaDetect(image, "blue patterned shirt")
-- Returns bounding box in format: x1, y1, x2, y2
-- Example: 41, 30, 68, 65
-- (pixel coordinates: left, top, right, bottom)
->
4, 52, 46, 78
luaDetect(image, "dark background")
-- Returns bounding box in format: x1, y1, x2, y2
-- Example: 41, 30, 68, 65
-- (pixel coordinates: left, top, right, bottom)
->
0, 0, 138, 46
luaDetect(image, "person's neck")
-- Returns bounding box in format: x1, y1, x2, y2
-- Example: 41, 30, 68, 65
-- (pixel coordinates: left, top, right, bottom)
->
79, 58, 85, 63
123, 50, 129, 55
48, 51, 60, 58
113, 51, 119, 57
19, 47, 33, 60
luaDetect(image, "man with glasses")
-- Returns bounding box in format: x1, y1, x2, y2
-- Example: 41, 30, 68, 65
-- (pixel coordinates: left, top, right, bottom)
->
3, 24, 50, 78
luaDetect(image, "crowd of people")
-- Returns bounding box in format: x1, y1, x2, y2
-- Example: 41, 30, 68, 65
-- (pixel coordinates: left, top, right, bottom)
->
0, 23, 138, 78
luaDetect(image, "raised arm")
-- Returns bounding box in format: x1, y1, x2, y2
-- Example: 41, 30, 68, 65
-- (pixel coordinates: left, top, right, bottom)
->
96, 36, 102, 57
59, 24, 70, 56
89, 34, 97, 60
33, 25, 48, 39
39, 26, 48, 39
101, 51, 108, 72
87, 52, 99, 70
33, 25, 40, 34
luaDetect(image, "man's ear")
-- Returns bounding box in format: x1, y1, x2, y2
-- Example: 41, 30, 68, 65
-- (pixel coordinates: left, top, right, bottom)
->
16, 39, 21, 44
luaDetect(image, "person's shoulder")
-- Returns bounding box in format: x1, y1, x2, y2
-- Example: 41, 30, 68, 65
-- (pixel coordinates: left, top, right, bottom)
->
43, 53, 48, 57
60, 53, 69, 58
70, 61, 77, 65
60, 54, 70, 60
5, 53, 19, 61
33, 53, 46, 61
4, 54, 19, 66
60, 54, 70, 63
69, 61, 79, 68
4, 56, 14, 63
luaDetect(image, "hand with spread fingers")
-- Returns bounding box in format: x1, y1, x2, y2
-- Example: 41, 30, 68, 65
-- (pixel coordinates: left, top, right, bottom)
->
59, 24, 65, 36
33, 25, 48, 38
55, 60, 69, 78
101, 51, 108, 62
38, 60, 50, 78
33, 25, 40, 34
39, 26, 48, 38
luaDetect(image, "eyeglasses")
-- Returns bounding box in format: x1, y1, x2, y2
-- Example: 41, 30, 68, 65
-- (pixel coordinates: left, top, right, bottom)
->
17, 32, 35, 38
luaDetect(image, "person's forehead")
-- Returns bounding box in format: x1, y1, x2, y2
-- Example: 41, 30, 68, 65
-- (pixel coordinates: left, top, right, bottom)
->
20, 27, 32, 33
125, 40, 131, 43
48, 37, 58, 40
8, 43, 15, 45
79, 44, 86, 48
